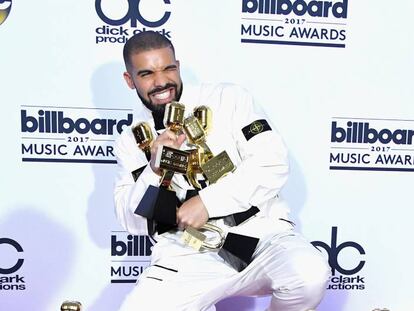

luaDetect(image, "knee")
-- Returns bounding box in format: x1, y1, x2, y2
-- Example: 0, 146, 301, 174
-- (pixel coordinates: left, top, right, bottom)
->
268, 239, 331, 310
290, 247, 330, 304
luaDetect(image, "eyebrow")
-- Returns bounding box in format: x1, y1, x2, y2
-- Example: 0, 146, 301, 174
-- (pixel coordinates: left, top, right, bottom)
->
164, 64, 178, 70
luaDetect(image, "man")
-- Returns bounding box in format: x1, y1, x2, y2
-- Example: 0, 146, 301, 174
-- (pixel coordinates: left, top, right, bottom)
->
114, 31, 329, 311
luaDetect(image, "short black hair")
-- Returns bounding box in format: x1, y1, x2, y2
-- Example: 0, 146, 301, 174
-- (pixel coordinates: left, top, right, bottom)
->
123, 31, 175, 70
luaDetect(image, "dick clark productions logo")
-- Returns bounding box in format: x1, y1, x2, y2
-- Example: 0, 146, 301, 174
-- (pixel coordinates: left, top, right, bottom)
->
96, 0, 171, 27
312, 227, 366, 290
0, 238, 26, 291
95, 0, 172, 44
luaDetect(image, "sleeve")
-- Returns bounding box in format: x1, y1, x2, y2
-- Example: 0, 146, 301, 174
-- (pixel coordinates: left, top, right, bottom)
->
113, 129, 161, 235
198, 85, 289, 218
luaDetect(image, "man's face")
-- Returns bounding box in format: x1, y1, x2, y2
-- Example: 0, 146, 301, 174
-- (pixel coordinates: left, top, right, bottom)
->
123, 47, 183, 113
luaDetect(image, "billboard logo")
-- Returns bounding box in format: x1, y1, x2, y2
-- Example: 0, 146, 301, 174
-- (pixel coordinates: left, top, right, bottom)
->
312, 227, 365, 290
0, 238, 26, 291
242, 0, 348, 18
0, 0, 12, 26
331, 121, 414, 145
111, 234, 152, 257
329, 117, 414, 172
110, 232, 154, 283
21, 110, 132, 135
95, 0, 172, 44
240, 0, 349, 48
20, 106, 133, 164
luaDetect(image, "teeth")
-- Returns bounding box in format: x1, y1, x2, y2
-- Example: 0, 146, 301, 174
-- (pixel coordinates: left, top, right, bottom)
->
153, 90, 170, 100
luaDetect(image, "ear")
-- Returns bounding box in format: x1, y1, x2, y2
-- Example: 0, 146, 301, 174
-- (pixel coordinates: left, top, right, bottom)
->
123, 71, 135, 89
176, 60, 180, 71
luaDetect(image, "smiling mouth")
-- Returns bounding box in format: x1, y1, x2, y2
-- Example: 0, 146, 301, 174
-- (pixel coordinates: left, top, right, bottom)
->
149, 86, 176, 104
153, 89, 172, 100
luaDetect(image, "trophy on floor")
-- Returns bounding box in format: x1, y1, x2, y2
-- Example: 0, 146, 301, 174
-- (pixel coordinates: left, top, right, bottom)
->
61, 301, 82, 311
134, 102, 189, 234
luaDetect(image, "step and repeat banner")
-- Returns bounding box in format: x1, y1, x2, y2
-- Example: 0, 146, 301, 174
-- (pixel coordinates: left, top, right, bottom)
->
1, 1, 413, 310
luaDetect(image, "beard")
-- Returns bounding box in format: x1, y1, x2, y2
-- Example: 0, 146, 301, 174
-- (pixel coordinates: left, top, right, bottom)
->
136, 82, 183, 115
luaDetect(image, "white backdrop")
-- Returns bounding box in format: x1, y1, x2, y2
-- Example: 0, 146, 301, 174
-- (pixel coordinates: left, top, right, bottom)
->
1, 1, 413, 310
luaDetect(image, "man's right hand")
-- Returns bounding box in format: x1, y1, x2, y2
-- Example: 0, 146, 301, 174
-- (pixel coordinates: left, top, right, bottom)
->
149, 130, 186, 175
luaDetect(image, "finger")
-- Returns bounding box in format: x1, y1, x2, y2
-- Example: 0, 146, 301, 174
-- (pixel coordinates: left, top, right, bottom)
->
176, 218, 187, 231
176, 209, 184, 224
177, 213, 193, 230
150, 139, 174, 157
160, 129, 179, 141
176, 133, 186, 146
177, 223, 186, 231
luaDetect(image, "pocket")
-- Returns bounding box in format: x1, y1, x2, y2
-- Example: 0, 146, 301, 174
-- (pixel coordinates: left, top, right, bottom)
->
144, 264, 179, 282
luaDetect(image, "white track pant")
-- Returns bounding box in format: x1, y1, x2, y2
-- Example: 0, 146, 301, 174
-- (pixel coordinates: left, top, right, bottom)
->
119, 230, 330, 311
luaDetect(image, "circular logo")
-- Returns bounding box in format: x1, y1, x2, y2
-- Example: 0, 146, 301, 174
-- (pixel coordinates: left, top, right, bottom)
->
0, 238, 24, 274
312, 227, 366, 276
250, 121, 263, 135
95, 0, 171, 28
0, 0, 12, 26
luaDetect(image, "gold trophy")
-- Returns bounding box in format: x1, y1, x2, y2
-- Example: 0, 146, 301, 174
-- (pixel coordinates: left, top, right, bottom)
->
181, 221, 259, 272
183, 113, 235, 184
163, 101, 185, 133
181, 106, 259, 272
193, 105, 213, 134
132, 103, 258, 271
134, 101, 188, 235
183, 115, 214, 160
181, 106, 216, 189
181, 108, 234, 252
157, 101, 187, 188
200, 151, 236, 184
61, 301, 82, 311
132, 122, 153, 160
186, 148, 204, 189
181, 223, 225, 251
182, 114, 211, 189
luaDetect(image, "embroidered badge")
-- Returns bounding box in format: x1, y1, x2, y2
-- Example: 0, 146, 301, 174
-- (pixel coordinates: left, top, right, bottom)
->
242, 119, 271, 141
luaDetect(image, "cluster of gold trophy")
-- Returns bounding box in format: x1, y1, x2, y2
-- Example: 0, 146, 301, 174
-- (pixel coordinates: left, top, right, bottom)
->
133, 102, 259, 271
132, 102, 233, 250
132, 102, 235, 189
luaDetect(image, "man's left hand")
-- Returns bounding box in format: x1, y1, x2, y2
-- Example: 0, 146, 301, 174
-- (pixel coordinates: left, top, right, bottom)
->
176, 195, 209, 229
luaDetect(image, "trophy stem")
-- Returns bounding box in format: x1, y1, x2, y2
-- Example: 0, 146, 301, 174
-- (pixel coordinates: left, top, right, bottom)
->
160, 170, 175, 188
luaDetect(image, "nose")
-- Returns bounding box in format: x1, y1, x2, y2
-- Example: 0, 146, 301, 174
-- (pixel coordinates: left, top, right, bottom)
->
153, 71, 168, 88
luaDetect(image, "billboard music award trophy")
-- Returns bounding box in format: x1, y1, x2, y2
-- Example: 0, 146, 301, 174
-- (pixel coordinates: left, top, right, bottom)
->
131, 121, 153, 161
183, 106, 213, 189
133, 102, 188, 235
61, 301, 82, 311
181, 109, 259, 272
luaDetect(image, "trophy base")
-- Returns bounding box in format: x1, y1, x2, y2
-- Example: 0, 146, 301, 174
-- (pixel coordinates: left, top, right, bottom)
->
218, 233, 259, 272
223, 206, 260, 226
156, 222, 177, 235
135, 185, 178, 225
